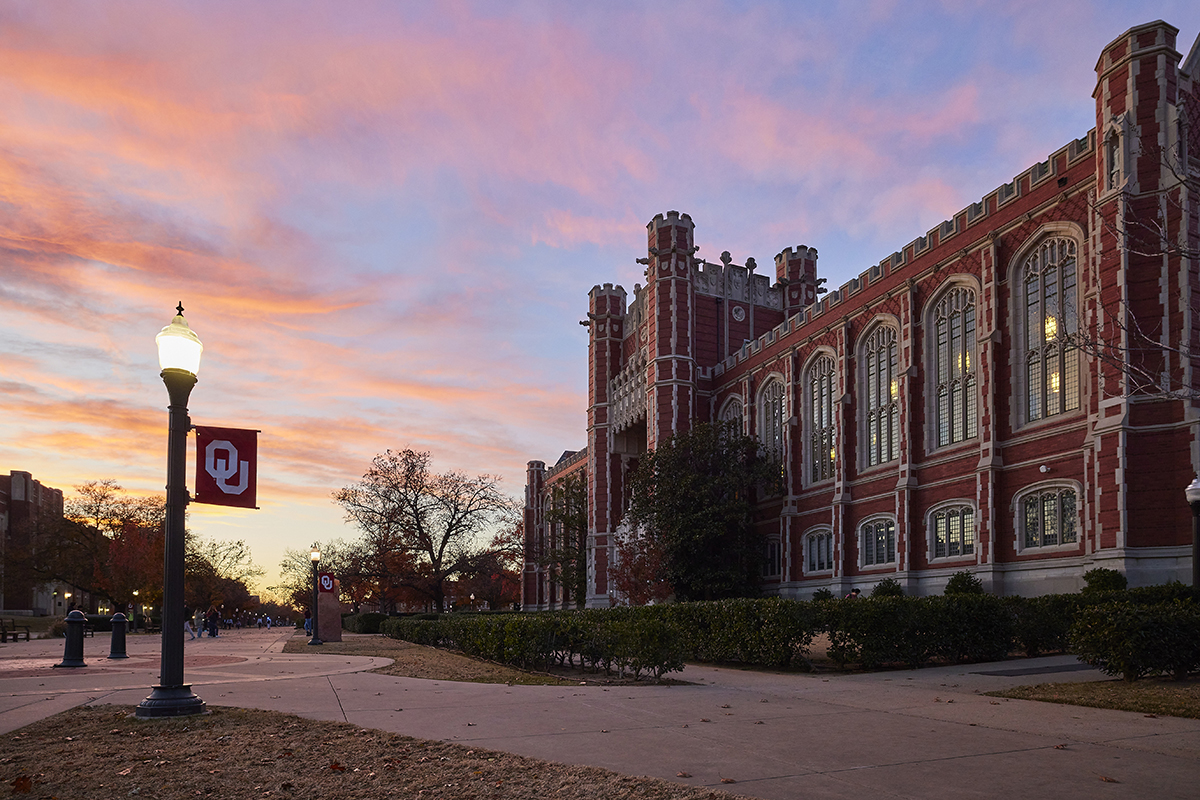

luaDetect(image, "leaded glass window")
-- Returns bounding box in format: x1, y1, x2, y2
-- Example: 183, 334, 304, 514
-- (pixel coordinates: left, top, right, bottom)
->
1022, 488, 1078, 548
861, 518, 896, 566
932, 506, 975, 558
759, 380, 785, 465
809, 355, 837, 483
806, 530, 833, 572
934, 288, 978, 447
1024, 238, 1079, 422
863, 326, 899, 466
721, 397, 743, 432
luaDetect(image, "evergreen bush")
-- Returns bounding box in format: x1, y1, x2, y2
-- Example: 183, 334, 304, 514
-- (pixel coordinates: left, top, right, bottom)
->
943, 571, 984, 595
1081, 567, 1127, 593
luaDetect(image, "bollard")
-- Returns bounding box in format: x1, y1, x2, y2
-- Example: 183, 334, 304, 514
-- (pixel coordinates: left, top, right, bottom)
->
109, 612, 129, 659
53, 610, 87, 668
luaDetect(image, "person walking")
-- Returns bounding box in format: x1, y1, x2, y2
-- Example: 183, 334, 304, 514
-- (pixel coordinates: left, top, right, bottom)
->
207, 606, 220, 638
183, 607, 196, 640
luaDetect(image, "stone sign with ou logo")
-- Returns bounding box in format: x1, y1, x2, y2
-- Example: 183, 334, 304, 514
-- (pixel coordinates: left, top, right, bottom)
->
194, 426, 258, 508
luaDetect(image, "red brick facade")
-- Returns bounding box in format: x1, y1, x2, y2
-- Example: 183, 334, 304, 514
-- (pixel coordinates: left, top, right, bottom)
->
525, 20, 1200, 607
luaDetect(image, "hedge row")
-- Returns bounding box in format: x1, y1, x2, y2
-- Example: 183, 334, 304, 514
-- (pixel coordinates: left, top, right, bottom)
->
381, 609, 685, 680
342, 612, 389, 634
380, 582, 1200, 676
1071, 600, 1200, 681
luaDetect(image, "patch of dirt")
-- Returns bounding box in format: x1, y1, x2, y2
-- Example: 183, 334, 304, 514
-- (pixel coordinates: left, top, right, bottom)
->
988, 675, 1200, 719
3, 705, 752, 800
282, 633, 687, 686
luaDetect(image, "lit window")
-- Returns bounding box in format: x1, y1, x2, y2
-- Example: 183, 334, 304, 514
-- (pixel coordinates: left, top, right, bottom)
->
1023, 238, 1079, 422
860, 518, 896, 567
1021, 487, 1078, 548
934, 287, 978, 447
932, 506, 975, 558
863, 326, 899, 466
808, 355, 837, 483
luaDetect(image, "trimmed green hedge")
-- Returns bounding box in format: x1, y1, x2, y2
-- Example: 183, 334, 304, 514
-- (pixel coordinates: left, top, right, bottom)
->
343, 612, 388, 634
379, 582, 1200, 677
1071, 600, 1200, 681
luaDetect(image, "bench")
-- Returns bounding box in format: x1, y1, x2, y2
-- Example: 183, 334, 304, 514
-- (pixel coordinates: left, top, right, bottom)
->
0, 619, 32, 643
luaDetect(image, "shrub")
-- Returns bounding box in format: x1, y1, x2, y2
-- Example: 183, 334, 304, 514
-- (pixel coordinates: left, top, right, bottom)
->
1070, 600, 1200, 681
811, 588, 835, 601
870, 578, 904, 598
343, 612, 388, 634
926, 595, 1014, 663
1081, 567, 1127, 593
49, 618, 68, 638
943, 571, 984, 595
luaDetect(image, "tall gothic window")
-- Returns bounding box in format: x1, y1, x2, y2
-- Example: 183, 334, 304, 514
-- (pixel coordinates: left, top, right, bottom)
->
1023, 238, 1079, 422
934, 288, 978, 447
1021, 487, 1078, 549
759, 380, 785, 465
863, 326, 899, 466
932, 505, 975, 559
721, 397, 743, 433
808, 355, 837, 483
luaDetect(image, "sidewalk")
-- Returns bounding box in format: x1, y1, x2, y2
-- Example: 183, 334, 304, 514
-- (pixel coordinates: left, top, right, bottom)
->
3, 629, 1198, 799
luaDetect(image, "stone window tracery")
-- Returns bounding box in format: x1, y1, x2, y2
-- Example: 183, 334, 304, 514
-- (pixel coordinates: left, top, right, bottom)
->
1023, 237, 1079, 422
862, 326, 899, 466
933, 287, 978, 447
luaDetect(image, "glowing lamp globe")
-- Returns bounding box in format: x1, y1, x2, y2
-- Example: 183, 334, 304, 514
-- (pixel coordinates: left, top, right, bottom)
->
1186, 477, 1200, 507
156, 304, 204, 377
311, 548, 321, 563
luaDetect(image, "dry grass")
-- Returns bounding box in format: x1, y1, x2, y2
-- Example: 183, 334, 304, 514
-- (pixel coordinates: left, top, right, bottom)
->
988, 675, 1200, 718
3, 705, 750, 800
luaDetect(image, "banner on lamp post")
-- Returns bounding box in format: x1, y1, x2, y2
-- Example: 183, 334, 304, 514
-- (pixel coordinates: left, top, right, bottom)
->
318, 573, 335, 593
194, 426, 258, 509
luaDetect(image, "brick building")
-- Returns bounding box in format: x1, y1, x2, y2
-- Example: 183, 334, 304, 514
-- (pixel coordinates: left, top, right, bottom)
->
0, 471, 65, 613
524, 20, 1200, 609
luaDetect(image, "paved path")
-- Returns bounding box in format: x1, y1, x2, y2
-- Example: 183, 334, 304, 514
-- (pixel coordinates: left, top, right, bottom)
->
2, 628, 1198, 799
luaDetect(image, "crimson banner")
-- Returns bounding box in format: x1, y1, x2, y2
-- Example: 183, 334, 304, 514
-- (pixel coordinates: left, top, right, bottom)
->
318, 572, 336, 593
194, 426, 258, 509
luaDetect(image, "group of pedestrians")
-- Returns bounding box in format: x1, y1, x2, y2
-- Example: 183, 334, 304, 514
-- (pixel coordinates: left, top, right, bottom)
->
182, 607, 223, 640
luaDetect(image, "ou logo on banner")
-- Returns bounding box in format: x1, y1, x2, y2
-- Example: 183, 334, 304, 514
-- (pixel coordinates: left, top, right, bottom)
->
319, 573, 335, 593
206, 440, 249, 494
195, 426, 258, 509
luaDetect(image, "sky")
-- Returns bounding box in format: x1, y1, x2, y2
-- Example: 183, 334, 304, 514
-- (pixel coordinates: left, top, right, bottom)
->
3, 1, 1197, 597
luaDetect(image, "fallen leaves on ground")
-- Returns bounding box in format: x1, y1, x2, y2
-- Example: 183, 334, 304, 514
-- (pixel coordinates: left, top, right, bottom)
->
1, 706, 754, 800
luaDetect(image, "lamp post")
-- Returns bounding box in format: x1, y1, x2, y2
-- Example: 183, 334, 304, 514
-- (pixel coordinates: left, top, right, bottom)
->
136, 303, 206, 718
309, 547, 323, 645
132, 589, 140, 632
1186, 477, 1200, 588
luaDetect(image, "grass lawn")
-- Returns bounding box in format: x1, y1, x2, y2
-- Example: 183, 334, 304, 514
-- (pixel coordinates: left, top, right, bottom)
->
988, 675, 1200, 719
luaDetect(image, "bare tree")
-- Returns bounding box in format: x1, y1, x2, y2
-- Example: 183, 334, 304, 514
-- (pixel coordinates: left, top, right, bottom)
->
333, 449, 512, 612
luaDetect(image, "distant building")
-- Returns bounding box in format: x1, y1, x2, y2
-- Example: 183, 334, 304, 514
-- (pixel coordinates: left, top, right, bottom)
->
525, 20, 1200, 608
0, 470, 65, 614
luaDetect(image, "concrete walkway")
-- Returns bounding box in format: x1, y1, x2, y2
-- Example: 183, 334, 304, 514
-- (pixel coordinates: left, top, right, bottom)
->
2, 628, 1198, 799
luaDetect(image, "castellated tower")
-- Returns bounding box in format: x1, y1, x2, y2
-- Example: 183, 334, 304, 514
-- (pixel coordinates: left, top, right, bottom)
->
775, 246, 819, 318
1091, 20, 1200, 563
644, 211, 698, 450
585, 282, 627, 602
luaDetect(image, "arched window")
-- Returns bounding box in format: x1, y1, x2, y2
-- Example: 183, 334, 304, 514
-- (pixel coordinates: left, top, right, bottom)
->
1023, 238, 1079, 422
1020, 486, 1078, 549
860, 518, 896, 567
1105, 132, 1121, 191
759, 379, 785, 464
931, 505, 975, 559
808, 355, 837, 483
720, 397, 743, 432
933, 287, 977, 447
862, 326, 898, 466
762, 536, 782, 578
805, 529, 833, 573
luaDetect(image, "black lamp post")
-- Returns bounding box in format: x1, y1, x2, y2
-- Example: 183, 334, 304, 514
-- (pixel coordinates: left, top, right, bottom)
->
1186, 477, 1200, 588
136, 304, 206, 718
309, 546, 323, 645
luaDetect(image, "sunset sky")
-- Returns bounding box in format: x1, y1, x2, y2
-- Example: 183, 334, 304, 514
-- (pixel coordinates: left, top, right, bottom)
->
3, 1, 1197, 596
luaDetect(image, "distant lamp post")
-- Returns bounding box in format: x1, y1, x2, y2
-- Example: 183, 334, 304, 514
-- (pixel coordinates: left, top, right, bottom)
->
132, 590, 140, 631
1186, 477, 1200, 588
136, 303, 206, 718
309, 547, 323, 645
470, 593, 475, 611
